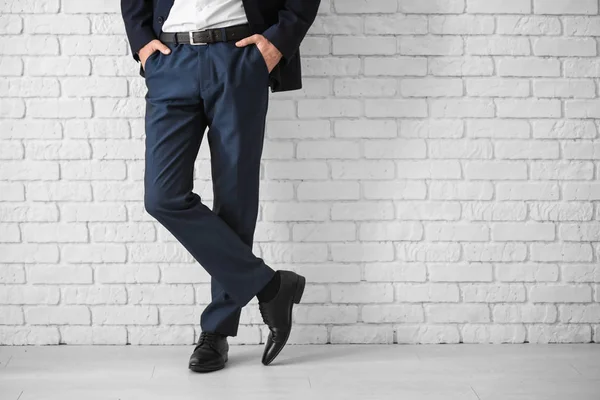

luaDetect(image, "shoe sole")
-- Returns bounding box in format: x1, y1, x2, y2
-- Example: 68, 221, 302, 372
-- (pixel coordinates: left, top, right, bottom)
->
262, 274, 305, 366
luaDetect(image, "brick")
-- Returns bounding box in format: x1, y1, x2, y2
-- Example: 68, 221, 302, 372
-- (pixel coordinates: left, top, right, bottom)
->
467, 37, 530, 55
366, 15, 426, 34
431, 99, 494, 118
362, 304, 424, 323
331, 243, 394, 262
493, 304, 557, 323
497, 57, 560, 77
128, 285, 194, 305
0, 57, 23, 76
466, 78, 529, 97
92, 306, 158, 325
25, 56, 90, 76
396, 325, 460, 344
395, 283, 459, 302
331, 325, 394, 344
496, 263, 559, 282
462, 324, 526, 343
562, 265, 600, 282
531, 243, 593, 262
303, 57, 360, 76
311, 16, 362, 34
334, 78, 397, 97
496, 99, 561, 118
332, 160, 395, 179
429, 263, 493, 282
128, 326, 194, 345
294, 305, 358, 324
396, 242, 461, 262
534, 79, 596, 98
62, 77, 128, 97
364, 139, 427, 159
400, 78, 463, 97
297, 140, 360, 159
426, 304, 490, 323
400, 0, 464, 13
461, 284, 526, 303
1, 0, 59, 13
430, 139, 493, 159
533, 120, 597, 139
24, 15, 89, 34
365, 99, 428, 118
0, 327, 59, 345
27, 265, 92, 284
0, 265, 25, 283
62, 0, 120, 13
333, 36, 396, 55
0, 286, 59, 304
60, 326, 126, 345
0, 244, 58, 263
497, 16, 561, 35
25, 306, 90, 325
0, 36, 58, 55
528, 325, 591, 343
534, 0, 598, 15
429, 56, 494, 76
0, 204, 58, 222
363, 178, 423, 200
430, 15, 493, 34
298, 99, 361, 118
293, 222, 356, 242
365, 57, 427, 76
533, 38, 596, 56
467, 0, 530, 14
530, 285, 592, 303
331, 201, 394, 221
0, 306, 23, 324
96, 265, 160, 283
565, 16, 600, 36
334, 0, 397, 13
399, 36, 463, 56
360, 221, 423, 241
559, 305, 600, 323
331, 283, 393, 303
63, 286, 127, 305
364, 262, 427, 282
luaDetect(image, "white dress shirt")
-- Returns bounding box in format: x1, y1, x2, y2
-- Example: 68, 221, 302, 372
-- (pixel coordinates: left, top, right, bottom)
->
162, 0, 248, 33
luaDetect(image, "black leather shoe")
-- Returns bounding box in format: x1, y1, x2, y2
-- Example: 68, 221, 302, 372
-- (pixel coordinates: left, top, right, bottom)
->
188, 331, 229, 372
259, 270, 306, 365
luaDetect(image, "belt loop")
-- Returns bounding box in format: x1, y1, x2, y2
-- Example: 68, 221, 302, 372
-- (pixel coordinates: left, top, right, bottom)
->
220, 27, 227, 42
174, 33, 178, 45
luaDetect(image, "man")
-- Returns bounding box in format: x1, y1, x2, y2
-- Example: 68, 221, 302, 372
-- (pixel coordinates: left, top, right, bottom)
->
120, 0, 320, 372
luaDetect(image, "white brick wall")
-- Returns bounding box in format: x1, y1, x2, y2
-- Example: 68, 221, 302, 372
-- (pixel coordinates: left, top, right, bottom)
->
1, 0, 599, 345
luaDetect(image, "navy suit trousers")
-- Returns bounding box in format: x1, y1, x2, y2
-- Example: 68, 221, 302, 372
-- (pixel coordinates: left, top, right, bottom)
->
143, 41, 276, 337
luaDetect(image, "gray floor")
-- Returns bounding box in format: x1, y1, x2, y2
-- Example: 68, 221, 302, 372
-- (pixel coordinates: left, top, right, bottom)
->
0, 344, 598, 400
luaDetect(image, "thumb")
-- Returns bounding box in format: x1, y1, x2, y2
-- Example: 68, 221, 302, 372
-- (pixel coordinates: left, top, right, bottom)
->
155, 41, 171, 55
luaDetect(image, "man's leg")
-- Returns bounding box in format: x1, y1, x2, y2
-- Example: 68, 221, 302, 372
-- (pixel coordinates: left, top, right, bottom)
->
199, 40, 274, 337
144, 43, 275, 311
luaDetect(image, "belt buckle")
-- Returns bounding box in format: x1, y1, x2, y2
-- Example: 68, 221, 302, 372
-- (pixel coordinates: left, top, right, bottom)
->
189, 31, 207, 46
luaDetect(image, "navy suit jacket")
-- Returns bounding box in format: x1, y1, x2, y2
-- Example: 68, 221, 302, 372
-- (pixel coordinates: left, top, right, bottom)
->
121, 0, 320, 92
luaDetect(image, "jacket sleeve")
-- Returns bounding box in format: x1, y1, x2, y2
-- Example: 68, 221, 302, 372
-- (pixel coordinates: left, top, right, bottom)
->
261, 0, 321, 66
121, 0, 157, 62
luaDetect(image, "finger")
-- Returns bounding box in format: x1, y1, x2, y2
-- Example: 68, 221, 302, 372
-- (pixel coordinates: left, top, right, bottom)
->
155, 41, 171, 54
235, 34, 260, 47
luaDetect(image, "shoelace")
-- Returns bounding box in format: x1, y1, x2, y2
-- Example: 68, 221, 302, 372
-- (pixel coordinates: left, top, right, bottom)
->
259, 303, 278, 339
195, 331, 223, 349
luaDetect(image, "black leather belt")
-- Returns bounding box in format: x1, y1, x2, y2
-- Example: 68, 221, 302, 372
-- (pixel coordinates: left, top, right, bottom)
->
159, 23, 252, 45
